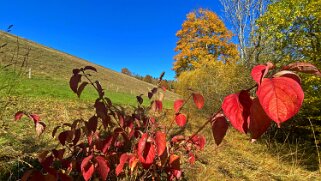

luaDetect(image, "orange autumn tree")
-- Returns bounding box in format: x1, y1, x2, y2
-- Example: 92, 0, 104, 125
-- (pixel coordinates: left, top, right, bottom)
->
173, 9, 239, 76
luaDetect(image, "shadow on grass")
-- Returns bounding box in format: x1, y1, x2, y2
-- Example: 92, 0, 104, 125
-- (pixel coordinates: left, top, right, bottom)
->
261, 120, 321, 172
0, 123, 51, 180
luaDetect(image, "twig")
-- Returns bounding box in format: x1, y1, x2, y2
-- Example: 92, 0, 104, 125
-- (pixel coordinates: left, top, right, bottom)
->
308, 118, 321, 173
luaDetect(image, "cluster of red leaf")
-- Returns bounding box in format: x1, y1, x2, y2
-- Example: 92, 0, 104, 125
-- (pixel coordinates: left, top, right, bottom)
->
15, 111, 46, 136
214, 62, 321, 143
17, 62, 320, 180
19, 66, 207, 181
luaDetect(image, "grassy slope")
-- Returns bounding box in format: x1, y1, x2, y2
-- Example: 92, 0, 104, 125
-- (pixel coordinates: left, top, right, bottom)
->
0, 31, 179, 102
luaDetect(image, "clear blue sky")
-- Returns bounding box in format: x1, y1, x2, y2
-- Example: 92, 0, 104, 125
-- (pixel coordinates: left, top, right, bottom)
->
0, 0, 225, 80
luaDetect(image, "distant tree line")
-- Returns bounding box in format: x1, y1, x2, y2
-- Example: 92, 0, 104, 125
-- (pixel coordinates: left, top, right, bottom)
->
121, 67, 175, 91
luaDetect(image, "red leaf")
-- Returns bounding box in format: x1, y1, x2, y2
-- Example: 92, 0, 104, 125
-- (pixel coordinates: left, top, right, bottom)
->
155, 100, 163, 112
86, 116, 98, 133
191, 135, 206, 150
282, 62, 321, 77
21, 169, 34, 181
161, 86, 167, 91
84, 66, 97, 72
136, 95, 143, 104
35, 122, 46, 136
52, 149, 65, 160
102, 115, 111, 129
137, 133, 156, 169
257, 77, 304, 127
95, 156, 110, 180
129, 156, 139, 172
222, 90, 252, 133
251, 62, 274, 85
94, 100, 108, 120
43, 173, 56, 180
30, 114, 40, 124
171, 135, 185, 143
14, 111, 24, 121
169, 154, 180, 170
174, 99, 184, 113
69, 74, 81, 93
61, 159, 73, 172
249, 98, 272, 139
273, 70, 301, 84
38, 150, 49, 163
95, 81, 104, 97
77, 82, 88, 97
72, 68, 80, 75
30, 170, 45, 181
81, 155, 95, 181
175, 114, 187, 127
151, 87, 158, 94
192, 93, 204, 109
211, 114, 228, 145
101, 136, 114, 154
73, 129, 81, 145
172, 170, 182, 180
188, 152, 195, 164
155, 131, 166, 156
251, 65, 266, 84
58, 131, 73, 146
116, 153, 129, 176
40, 155, 54, 171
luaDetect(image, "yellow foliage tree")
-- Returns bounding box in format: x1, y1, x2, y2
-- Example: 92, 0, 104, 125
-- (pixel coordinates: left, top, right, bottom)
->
173, 9, 239, 76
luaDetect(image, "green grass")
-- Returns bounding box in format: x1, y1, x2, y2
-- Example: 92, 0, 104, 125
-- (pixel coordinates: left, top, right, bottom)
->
1, 73, 173, 108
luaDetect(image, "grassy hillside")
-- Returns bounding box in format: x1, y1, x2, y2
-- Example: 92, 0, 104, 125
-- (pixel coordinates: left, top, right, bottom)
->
0, 31, 178, 179
0, 31, 179, 101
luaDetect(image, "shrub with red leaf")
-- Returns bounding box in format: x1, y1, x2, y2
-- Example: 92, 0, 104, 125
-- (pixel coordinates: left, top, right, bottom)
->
18, 67, 210, 180
17, 62, 319, 180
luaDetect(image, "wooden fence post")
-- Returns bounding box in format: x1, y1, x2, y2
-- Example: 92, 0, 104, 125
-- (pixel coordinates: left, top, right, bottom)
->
28, 68, 31, 79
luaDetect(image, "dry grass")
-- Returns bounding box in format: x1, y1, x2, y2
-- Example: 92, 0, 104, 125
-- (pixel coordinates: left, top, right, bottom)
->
181, 115, 321, 180
0, 96, 94, 179
1, 97, 320, 180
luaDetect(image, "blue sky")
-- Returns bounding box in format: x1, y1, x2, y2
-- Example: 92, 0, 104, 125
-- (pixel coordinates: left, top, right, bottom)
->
0, 0, 225, 80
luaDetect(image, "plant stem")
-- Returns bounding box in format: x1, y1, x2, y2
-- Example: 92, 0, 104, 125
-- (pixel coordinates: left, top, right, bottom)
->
166, 94, 193, 135
185, 108, 222, 143
308, 118, 321, 173
81, 70, 125, 131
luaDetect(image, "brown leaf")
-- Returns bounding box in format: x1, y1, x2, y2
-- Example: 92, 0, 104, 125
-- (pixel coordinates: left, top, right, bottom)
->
283, 62, 321, 77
